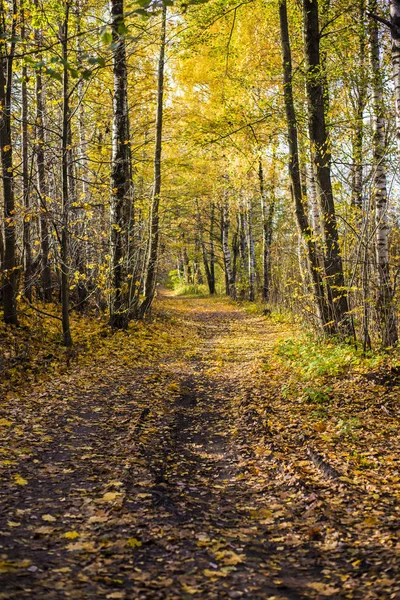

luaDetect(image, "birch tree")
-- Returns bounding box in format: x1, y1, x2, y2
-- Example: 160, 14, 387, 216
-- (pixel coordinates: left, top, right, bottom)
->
140, 4, 167, 317
279, 0, 328, 329
368, 0, 398, 346
109, 0, 132, 328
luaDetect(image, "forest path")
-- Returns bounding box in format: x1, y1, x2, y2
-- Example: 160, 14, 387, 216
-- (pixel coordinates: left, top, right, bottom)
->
0, 296, 398, 599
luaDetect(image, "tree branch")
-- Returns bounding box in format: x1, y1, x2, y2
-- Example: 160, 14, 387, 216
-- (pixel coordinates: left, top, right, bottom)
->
367, 11, 393, 31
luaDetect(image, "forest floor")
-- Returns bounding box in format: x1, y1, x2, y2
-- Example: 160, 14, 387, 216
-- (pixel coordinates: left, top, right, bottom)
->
0, 293, 399, 599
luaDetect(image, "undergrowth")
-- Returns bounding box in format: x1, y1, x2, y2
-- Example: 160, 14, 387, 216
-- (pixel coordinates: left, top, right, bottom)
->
241, 302, 295, 325
0, 299, 196, 398
274, 334, 388, 381
174, 283, 208, 297
270, 332, 400, 429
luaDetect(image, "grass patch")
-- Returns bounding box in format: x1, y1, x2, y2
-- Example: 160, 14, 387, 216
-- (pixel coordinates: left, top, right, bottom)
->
242, 302, 295, 324
174, 283, 209, 297
274, 335, 384, 381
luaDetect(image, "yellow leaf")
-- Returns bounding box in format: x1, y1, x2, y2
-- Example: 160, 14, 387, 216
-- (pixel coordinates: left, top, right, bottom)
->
0, 559, 31, 573
35, 526, 55, 535
101, 491, 118, 502
88, 515, 108, 524
307, 582, 340, 596
14, 474, 28, 486
64, 531, 80, 539
203, 569, 227, 578
249, 507, 273, 520
7, 521, 20, 527
42, 514, 56, 522
0, 418, 12, 427
364, 516, 378, 527
181, 583, 200, 594
66, 541, 96, 552
214, 550, 245, 565
127, 538, 142, 548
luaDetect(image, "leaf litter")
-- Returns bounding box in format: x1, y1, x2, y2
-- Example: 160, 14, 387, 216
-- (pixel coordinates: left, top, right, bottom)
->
0, 295, 399, 599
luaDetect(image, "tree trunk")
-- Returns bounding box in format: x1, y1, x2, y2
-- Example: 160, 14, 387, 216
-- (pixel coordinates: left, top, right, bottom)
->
231, 224, 239, 290
0, 1, 18, 325
390, 0, 400, 156
76, 0, 92, 284
221, 200, 236, 299
303, 0, 351, 335
369, 0, 398, 346
259, 159, 275, 303
35, 27, 52, 302
351, 0, 366, 209
60, 2, 72, 346
109, 0, 132, 327
196, 199, 214, 294
21, 2, 32, 301
140, 4, 167, 317
182, 247, 191, 284
209, 203, 216, 294
279, 0, 328, 329
246, 198, 256, 302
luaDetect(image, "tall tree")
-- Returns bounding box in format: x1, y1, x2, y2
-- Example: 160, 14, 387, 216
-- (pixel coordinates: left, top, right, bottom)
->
21, 0, 32, 301
368, 0, 398, 346
140, 4, 167, 316
390, 0, 400, 155
60, 1, 72, 346
259, 157, 275, 303
279, 0, 328, 329
34, 11, 52, 302
109, 0, 132, 328
351, 0, 367, 209
221, 198, 236, 298
0, 0, 18, 325
303, 0, 351, 335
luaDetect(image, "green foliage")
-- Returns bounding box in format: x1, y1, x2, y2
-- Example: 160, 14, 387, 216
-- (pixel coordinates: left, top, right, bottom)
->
166, 269, 180, 289
242, 302, 294, 324
304, 386, 331, 404
166, 270, 208, 296
275, 336, 365, 380
242, 302, 265, 315
174, 283, 208, 296
336, 416, 361, 440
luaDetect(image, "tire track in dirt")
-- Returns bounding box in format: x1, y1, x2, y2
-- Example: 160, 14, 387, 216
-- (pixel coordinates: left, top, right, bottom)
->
1, 296, 397, 599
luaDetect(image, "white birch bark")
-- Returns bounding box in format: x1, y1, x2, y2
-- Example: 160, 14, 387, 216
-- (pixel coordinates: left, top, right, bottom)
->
369, 0, 398, 346
390, 1, 400, 155
246, 197, 256, 302
222, 200, 235, 299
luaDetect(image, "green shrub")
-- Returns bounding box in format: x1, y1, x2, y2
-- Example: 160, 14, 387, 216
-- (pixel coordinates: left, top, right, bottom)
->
276, 336, 362, 380
174, 283, 208, 297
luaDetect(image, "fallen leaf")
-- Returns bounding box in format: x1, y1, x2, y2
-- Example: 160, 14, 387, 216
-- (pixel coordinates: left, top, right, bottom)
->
203, 569, 227, 578
100, 491, 118, 502
35, 526, 55, 535
181, 583, 200, 594
64, 531, 80, 539
127, 538, 142, 548
13, 474, 28, 486
307, 582, 340, 596
66, 541, 96, 552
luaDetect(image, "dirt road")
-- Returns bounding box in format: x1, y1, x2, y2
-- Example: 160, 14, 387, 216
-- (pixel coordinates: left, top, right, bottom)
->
0, 297, 398, 599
